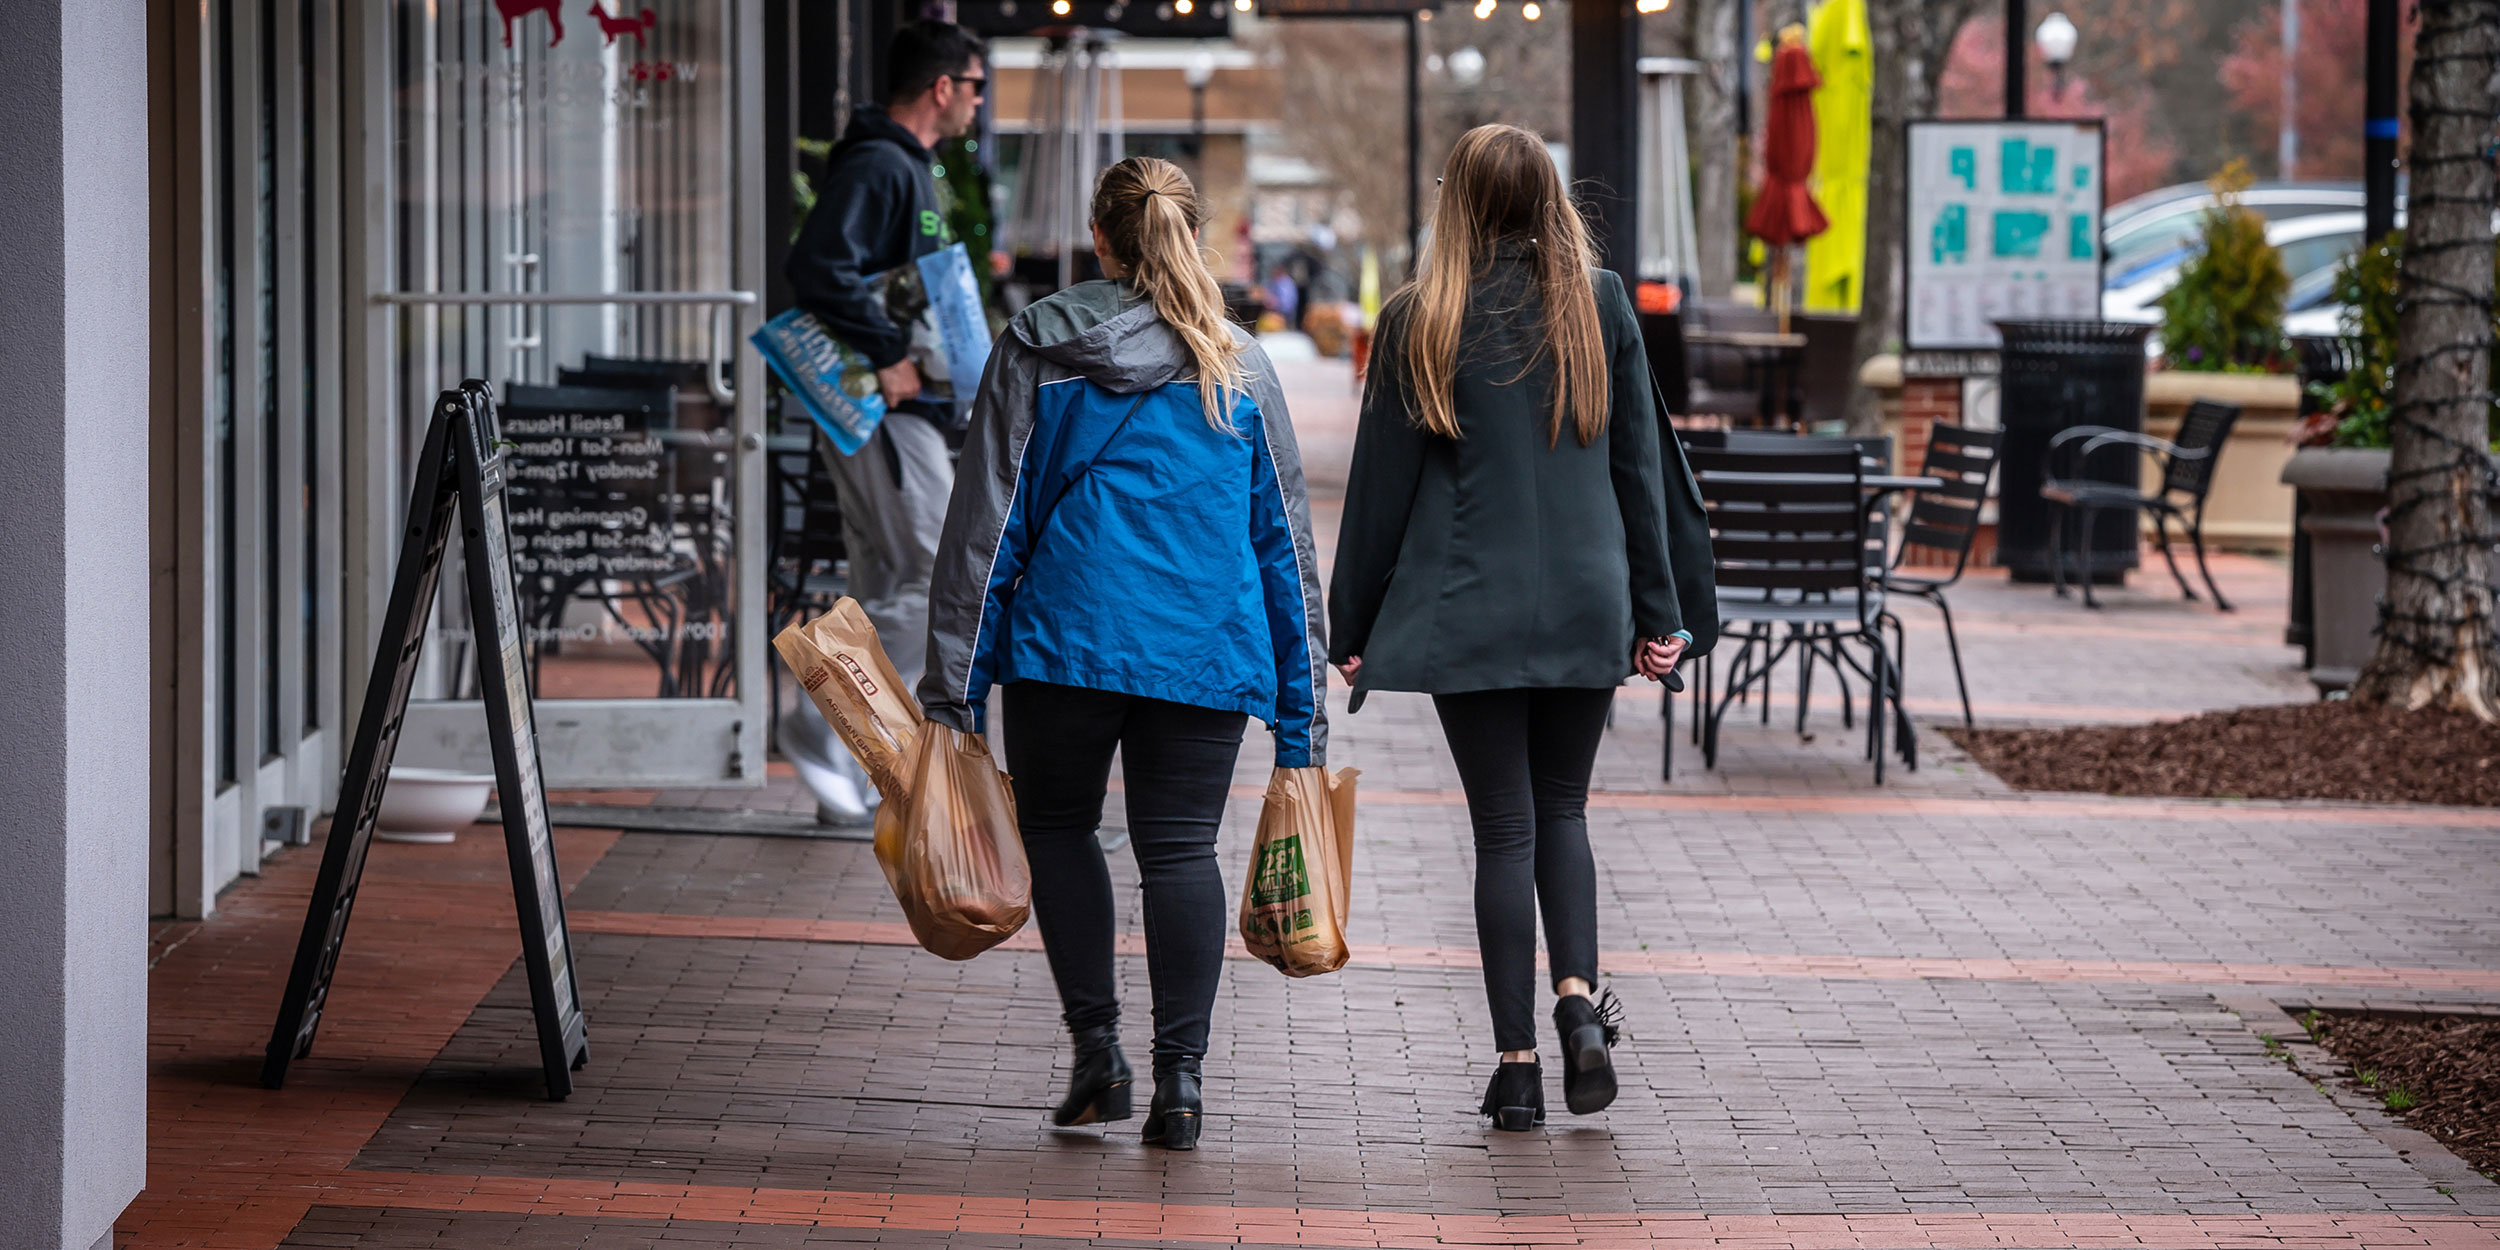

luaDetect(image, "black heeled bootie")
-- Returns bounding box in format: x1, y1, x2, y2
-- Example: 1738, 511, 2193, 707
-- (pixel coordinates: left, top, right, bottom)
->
1142, 1059, 1203, 1151
1479, 1060, 1545, 1132
1554, 989, 1623, 1115
1052, 1026, 1133, 1127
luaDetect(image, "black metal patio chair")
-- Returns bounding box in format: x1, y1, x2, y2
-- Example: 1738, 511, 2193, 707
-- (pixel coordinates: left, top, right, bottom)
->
2041, 398, 2241, 611
1688, 445, 1909, 784
1681, 432, 1897, 737
1881, 423, 2000, 728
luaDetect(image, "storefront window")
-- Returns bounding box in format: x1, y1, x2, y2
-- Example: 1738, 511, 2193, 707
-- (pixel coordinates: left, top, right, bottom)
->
391, 2, 740, 705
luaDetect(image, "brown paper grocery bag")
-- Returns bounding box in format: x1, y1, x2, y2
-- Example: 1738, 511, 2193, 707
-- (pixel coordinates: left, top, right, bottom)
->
772, 598, 923, 803
1239, 765, 1360, 977
875, 724, 1031, 960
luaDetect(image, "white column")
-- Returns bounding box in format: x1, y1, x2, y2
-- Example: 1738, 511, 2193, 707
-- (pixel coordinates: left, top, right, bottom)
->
0, 3, 153, 1247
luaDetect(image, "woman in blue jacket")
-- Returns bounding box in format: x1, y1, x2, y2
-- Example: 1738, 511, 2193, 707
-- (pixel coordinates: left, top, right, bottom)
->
1329, 125, 1716, 1131
919, 157, 1328, 1151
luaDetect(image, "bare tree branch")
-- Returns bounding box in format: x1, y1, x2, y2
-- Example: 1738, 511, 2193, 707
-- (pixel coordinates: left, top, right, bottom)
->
1258, 7, 1572, 282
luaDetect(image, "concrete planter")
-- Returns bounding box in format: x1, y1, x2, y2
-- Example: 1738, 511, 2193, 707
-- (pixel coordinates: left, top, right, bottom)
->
2280, 446, 2500, 693
2144, 370, 2302, 552
1860, 356, 2304, 556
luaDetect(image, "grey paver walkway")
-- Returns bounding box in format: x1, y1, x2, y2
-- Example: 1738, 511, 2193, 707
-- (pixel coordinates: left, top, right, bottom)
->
130, 355, 2500, 1249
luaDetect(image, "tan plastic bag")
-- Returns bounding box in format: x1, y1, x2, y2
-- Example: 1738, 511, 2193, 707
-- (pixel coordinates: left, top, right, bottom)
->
875, 724, 1031, 960
772, 598, 922, 802
1239, 766, 1360, 977
775, 599, 1029, 960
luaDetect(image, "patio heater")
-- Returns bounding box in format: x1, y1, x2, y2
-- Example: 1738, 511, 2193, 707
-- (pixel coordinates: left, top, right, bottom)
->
1636, 57, 1702, 290
1005, 32, 1127, 294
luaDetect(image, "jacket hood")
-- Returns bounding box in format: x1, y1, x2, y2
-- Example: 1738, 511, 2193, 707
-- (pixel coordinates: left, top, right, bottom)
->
831, 106, 931, 163
1012, 280, 1201, 394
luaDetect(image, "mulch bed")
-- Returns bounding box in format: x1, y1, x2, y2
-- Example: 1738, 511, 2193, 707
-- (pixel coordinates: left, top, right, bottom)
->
2303, 1010, 2500, 1178
1944, 700, 2500, 807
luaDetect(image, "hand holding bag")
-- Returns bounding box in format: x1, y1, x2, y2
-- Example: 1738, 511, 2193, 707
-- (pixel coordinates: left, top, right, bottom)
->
1239, 766, 1359, 977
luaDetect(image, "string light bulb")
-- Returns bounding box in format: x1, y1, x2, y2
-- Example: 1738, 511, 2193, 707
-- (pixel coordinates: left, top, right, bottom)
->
1052, 0, 1071, 13
1234, 0, 1252, 10
1633, 0, 1669, 11
1521, 2, 1539, 17
1472, 0, 1494, 18
1175, 0, 1193, 12
1416, 6, 1431, 17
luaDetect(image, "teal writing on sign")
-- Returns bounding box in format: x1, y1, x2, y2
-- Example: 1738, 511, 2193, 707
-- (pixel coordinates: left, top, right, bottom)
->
2073, 163, 2091, 189
1930, 204, 1969, 264
1949, 147, 1976, 189
1999, 139, 2054, 194
2068, 213, 2095, 260
1992, 210, 2050, 259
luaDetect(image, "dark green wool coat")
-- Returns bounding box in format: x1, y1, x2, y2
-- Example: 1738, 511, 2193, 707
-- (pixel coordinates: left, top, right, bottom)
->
1326, 262, 1716, 708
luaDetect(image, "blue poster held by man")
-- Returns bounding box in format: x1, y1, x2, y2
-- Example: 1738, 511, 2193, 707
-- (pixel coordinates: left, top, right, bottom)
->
755, 241, 993, 456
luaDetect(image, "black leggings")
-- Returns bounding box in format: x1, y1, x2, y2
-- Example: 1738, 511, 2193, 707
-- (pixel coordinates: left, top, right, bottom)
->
1432, 687, 1614, 1053
1001, 681, 1248, 1071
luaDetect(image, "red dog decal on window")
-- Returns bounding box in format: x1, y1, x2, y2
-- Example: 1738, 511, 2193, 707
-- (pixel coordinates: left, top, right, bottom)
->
590, 3, 660, 46
492, 0, 565, 47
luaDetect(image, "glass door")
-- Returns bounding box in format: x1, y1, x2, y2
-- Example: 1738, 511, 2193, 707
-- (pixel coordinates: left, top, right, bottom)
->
373, 0, 767, 788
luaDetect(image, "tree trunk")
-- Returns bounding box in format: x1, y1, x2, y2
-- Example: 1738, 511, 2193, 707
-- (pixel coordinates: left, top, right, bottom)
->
2351, 0, 2500, 719
1843, 0, 1975, 434
1691, 0, 1740, 299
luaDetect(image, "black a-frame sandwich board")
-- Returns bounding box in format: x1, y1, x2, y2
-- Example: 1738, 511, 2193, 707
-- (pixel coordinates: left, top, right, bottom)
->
263, 380, 588, 1099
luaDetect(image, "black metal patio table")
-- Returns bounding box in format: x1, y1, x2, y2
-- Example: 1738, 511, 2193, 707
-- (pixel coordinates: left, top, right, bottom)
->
1687, 468, 1948, 766
1684, 329, 1808, 428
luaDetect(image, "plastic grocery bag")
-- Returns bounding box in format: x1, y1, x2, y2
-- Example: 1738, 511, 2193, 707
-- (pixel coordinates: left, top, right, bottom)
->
772, 598, 922, 803
1238, 766, 1360, 977
875, 724, 1031, 960
775, 598, 1028, 959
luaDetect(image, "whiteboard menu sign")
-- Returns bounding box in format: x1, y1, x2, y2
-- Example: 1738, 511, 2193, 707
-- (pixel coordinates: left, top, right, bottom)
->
1904, 119, 2106, 350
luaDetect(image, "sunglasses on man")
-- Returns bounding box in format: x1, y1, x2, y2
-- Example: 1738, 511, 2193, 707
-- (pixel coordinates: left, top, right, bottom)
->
946, 72, 988, 97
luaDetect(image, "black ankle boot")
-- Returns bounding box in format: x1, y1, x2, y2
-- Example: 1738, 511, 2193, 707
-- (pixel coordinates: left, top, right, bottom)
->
1554, 989, 1623, 1115
1142, 1059, 1203, 1150
1479, 1060, 1545, 1131
1052, 1026, 1133, 1127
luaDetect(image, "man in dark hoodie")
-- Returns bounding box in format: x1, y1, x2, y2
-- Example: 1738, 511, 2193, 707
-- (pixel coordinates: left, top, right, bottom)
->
785, 19, 986, 696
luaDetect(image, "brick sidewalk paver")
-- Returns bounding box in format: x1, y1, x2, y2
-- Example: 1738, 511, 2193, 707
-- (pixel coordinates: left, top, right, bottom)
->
127, 355, 2500, 1248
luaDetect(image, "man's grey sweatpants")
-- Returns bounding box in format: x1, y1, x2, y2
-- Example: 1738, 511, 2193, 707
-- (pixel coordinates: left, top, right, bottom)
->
818, 409, 953, 691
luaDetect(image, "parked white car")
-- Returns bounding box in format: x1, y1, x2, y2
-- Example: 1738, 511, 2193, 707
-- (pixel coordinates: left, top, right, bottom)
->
2103, 211, 2371, 327
2101, 181, 2367, 293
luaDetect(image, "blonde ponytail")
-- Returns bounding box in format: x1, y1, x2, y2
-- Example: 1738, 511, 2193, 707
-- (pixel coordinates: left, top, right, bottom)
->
1092, 157, 1249, 431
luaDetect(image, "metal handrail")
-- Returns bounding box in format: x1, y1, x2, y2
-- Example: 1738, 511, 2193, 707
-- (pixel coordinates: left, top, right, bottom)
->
369, 290, 757, 305
370, 290, 757, 406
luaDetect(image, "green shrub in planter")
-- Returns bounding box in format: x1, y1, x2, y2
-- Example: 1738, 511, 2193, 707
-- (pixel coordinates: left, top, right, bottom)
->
2315, 230, 2500, 451
2156, 162, 2290, 373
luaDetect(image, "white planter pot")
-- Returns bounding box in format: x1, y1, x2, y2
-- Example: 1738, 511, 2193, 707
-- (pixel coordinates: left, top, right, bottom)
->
375, 766, 494, 844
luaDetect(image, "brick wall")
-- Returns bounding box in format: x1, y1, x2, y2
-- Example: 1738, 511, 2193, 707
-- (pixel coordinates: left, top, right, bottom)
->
1893, 377, 1999, 568
1897, 378, 1960, 476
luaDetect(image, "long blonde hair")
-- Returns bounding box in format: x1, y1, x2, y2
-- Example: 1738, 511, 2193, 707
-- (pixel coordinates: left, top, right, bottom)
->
1392, 124, 1607, 447
1092, 156, 1247, 430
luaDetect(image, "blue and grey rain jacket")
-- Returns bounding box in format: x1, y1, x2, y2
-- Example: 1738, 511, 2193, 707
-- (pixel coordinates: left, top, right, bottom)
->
918, 281, 1329, 767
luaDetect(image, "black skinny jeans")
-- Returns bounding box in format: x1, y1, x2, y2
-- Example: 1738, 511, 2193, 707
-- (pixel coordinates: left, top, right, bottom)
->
1432, 687, 1613, 1053
1001, 681, 1247, 1072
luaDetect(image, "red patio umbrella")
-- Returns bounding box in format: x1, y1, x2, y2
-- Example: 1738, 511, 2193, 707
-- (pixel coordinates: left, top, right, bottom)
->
1745, 29, 1828, 330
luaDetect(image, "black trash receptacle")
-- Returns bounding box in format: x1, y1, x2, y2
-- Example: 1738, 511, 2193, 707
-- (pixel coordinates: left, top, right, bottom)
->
1994, 320, 2155, 582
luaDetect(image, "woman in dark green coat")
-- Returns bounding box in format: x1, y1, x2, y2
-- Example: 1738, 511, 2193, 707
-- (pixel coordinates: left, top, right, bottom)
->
1328, 124, 1715, 1132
